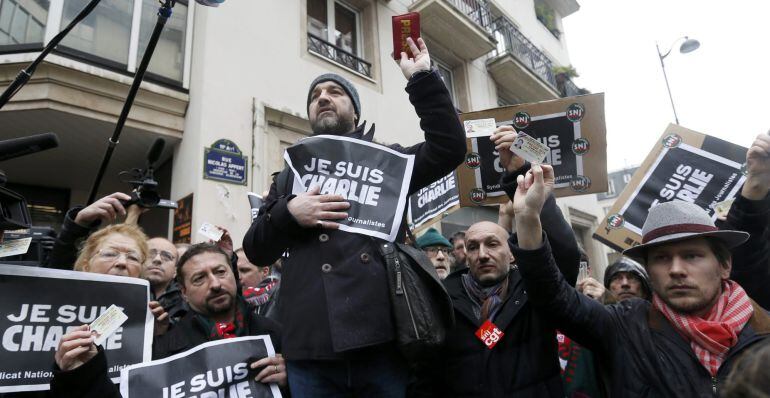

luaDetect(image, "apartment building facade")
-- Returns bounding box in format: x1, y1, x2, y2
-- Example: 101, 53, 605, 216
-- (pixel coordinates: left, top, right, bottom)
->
0, 0, 614, 271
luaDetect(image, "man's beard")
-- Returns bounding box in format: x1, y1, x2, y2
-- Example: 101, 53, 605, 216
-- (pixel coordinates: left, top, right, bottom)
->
203, 290, 235, 316
311, 114, 355, 135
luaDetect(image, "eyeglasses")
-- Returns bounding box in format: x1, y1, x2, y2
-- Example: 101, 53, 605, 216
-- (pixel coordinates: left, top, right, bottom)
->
149, 249, 175, 262
97, 249, 143, 265
423, 247, 452, 258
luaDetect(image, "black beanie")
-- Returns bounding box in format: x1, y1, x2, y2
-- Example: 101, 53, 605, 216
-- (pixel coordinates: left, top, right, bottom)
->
307, 73, 361, 119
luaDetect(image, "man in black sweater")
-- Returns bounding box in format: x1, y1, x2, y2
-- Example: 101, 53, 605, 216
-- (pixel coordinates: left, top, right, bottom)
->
242, 37, 465, 396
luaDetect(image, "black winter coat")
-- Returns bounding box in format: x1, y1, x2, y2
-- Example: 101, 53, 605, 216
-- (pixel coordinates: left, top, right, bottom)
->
242, 69, 466, 359
723, 192, 770, 308
512, 235, 770, 397
426, 178, 579, 397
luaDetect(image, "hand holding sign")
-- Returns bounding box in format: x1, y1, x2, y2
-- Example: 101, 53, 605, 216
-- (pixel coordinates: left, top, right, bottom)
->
251, 353, 287, 387
491, 126, 526, 173
149, 301, 169, 336
54, 325, 97, 372
288, 186, 350, 229
742, 132, 770, 200
397, 37, 431, 80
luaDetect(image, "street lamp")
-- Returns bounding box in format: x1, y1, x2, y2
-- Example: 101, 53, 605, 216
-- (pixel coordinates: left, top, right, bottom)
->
656, 36, 700, 124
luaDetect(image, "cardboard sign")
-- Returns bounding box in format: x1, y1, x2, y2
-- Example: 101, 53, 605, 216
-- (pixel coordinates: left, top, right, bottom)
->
407, 172, 460, 231
120, 336, 281, 398
0, 265, 152, 393
284, 135, 415, 241
456, 94, 607, 206
593, 124, 748, 252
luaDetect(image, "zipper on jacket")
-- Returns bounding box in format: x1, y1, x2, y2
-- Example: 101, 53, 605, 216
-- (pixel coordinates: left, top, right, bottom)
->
712, 377, 717, 395
394, 255, 420, 339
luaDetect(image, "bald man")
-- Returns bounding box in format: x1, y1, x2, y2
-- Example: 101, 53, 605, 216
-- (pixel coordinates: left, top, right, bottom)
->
421, 155, 580, 396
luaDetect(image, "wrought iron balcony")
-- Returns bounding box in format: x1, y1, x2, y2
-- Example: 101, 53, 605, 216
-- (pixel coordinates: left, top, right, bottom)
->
557, 76, 583, 97
492, 17, 556, 89
409, 0, 497, 61
442, 0, 493, 32
307, 33, 372, 77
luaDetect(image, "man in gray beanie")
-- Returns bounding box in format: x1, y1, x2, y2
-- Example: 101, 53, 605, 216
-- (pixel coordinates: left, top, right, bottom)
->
244, 37, 465, 396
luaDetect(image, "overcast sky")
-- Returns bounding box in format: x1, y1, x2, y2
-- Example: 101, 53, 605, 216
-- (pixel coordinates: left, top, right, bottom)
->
562, 1, 770, 172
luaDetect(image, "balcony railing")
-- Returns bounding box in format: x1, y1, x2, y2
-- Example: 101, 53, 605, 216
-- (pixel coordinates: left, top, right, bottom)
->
307, 33, 372, 78
412, 0, 493, 32
558, 76, 582, 97
492, 17, 556, 88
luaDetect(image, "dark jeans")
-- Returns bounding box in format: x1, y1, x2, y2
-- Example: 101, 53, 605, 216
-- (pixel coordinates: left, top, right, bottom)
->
286, 348, 409, 398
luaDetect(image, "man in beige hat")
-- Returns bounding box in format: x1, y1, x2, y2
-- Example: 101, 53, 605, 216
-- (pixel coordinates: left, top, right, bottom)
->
506, 132, 770, 397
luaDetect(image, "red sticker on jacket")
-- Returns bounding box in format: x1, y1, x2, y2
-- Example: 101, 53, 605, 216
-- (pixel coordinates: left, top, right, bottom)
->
475, 320, 504, 349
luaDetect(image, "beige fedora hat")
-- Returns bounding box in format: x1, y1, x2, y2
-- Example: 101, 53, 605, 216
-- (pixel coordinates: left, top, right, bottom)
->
623, 201, 749, 262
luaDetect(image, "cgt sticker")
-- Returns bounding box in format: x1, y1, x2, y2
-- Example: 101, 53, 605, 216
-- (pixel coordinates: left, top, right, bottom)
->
513, 111, 531, 129
465, 152, 481, 169
570, 175, 591, 192
566, 103, 585, 122
661, 134, 683, 148
469, 188, 487, 204
572, 138, 590, 156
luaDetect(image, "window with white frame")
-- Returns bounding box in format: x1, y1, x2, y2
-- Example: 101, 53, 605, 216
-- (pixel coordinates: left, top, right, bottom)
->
306, 0, 372, 77
61, 0, 133, 65
0, 0, 49, 46
0, 0, 190, 87
137, 0, 187, 83
307, 0, 360, 56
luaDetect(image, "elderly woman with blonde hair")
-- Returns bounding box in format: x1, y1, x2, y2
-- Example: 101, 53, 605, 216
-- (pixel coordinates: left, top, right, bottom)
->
73, 223, 149, 277
48, 196, 170, 397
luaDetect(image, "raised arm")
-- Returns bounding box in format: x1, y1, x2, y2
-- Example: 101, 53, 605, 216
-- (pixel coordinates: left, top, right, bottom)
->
45, 192, 132, 269
728, 133, 770, 307
509, 164, 615, 352
392, 38, 466, 194
496, 126, 580, 285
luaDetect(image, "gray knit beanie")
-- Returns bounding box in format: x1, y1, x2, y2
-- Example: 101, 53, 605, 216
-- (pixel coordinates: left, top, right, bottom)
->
307, 73, 361, 119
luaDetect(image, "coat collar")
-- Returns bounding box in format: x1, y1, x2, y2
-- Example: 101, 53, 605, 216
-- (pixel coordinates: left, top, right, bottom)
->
312, 121, 376, 142
445, 268, 526, 329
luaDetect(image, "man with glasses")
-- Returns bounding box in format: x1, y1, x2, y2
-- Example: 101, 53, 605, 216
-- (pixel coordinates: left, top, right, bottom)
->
416, 228, 454, 280
142, 237, 187, 325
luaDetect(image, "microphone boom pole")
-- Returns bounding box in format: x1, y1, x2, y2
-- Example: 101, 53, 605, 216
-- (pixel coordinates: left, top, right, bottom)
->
87, 0, 177, 204
0, 0, 103, 109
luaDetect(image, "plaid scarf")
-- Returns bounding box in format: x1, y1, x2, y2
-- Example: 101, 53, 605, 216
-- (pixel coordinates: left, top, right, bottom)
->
461, 273, 509, 322
194, 297, 250, 340
243, 277, 279, 306
653, 280, 753, 376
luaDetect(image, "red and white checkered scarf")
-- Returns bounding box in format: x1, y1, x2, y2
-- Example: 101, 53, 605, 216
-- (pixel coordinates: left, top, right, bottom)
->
653, 280, 753, 376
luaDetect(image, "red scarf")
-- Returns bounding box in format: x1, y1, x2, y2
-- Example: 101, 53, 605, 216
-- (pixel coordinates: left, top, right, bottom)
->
653, 280, 753, 376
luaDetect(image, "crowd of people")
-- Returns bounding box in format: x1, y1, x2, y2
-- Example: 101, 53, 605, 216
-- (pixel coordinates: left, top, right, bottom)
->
1, 37, 770, 398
